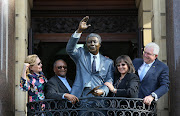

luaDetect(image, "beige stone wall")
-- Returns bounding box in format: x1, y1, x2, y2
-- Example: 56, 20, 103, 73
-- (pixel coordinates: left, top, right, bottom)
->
136, 0, 169, 116
152, 0, 167, 63
15, 0, 32, 115
151, 0, 169, 115
136, 0, 152, 46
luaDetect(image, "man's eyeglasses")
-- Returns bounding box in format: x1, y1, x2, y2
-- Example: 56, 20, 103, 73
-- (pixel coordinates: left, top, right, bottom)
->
143, 51, 155, 56
116, 63, 126, 67
57, 66, 67, 69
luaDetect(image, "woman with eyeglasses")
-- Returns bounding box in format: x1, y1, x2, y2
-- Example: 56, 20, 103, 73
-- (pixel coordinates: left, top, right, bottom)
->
104, 55, 139, 98
19, 54, 47, 102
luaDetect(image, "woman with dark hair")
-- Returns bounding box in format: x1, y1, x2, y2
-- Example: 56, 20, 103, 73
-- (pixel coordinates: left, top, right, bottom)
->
105, 55, 139, 98
19, 54, 47, 102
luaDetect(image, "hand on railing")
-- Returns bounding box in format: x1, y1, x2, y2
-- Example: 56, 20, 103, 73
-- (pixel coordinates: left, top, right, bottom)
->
64, 93, 79, 104
143, 95, 154, 106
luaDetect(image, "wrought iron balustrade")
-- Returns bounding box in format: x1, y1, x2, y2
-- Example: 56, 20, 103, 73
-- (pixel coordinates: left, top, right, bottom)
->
27, 97, 156, 116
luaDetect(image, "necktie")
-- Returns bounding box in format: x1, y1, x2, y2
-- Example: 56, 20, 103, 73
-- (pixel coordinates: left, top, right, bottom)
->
139, 64, 147, 81
92, 56, 96, 73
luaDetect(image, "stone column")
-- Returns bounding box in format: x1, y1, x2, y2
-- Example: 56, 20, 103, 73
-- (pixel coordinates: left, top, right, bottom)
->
15, 0, 32, 115
0, 0, 15, 115
166, 0, 180, 116
152, 1, 169, 115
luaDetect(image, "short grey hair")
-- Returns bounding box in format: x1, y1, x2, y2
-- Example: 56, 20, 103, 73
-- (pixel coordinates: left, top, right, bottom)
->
145, 42, 160, 55
86, 33, 102, 44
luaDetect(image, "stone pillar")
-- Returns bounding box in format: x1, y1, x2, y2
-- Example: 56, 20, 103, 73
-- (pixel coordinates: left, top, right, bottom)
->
0, 0, 15, 115
15, 0, 32, 115
152, 0, 169, 115
166, 0, 180, 116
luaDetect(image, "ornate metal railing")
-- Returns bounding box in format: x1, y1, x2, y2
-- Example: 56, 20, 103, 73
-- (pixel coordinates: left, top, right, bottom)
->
27, 97, 157, 116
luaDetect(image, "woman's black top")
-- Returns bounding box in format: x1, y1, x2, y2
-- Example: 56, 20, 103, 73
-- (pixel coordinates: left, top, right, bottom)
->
113, 73, 140, 98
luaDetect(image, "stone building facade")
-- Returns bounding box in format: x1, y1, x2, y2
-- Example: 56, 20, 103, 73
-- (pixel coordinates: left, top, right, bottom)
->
0, 0, 179, 115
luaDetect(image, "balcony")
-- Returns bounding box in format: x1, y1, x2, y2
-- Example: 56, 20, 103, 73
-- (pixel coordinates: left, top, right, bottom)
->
27, 97, 157, 116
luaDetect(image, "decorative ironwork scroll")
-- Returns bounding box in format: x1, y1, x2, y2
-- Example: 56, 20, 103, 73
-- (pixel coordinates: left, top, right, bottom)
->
27, 97, 157, 116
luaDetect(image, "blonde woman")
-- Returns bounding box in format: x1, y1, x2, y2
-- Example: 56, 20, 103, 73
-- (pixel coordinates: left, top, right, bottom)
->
20, 54, 47, 102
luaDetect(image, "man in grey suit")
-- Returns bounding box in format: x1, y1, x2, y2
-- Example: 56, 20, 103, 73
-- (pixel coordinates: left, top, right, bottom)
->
133, 42, 170, 105
45, 59, 79, 104
66, 16, 114, 100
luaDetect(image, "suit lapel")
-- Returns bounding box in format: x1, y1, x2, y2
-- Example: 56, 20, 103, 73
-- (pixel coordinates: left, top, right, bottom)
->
84, 51, 92, 73
84, 52, 106, 73
135, 60, 143, 76
67, 78, 73, 87
55, 75, 69, 92
136, 60, 144, 72
99, 54, 105, 72
142, 59, 158, 81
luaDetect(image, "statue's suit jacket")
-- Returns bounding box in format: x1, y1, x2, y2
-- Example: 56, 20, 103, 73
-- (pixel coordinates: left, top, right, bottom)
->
45, 75, 73, 100
66, 36, 114, 98
133, 58, 170, 99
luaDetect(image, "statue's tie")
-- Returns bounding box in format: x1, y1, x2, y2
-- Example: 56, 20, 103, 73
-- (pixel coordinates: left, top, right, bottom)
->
92, 56, 97, 73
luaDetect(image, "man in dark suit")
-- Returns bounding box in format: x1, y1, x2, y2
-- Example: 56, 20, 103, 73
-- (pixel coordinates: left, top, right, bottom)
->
66, 16, 114, 100
45, 59, 79, 104
133, 42, 170, 105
